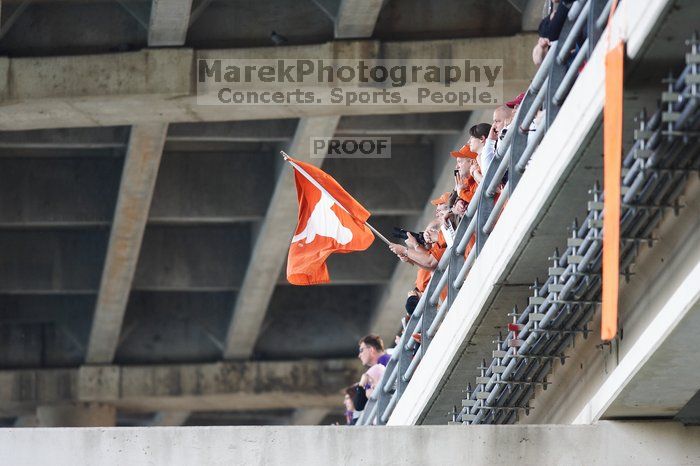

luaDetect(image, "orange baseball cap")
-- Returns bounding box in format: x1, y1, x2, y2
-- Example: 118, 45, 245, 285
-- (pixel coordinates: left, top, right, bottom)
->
431, 191, 452, 206
450, 144, 477, 159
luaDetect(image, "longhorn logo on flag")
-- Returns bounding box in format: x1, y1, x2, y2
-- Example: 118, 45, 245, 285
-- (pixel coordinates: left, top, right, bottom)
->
284, 153, 376, 285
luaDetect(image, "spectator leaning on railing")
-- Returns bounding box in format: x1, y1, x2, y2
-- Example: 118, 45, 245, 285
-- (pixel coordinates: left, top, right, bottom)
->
360, 107, 531, 424
343, 385, 360, 425
451, 145, 478, 203
467, 123, 493, 184
358, 334, 389, 367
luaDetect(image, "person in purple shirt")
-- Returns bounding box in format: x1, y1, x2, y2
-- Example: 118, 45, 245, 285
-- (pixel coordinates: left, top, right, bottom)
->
378, 352, 390, 366
357, 334, 389, 368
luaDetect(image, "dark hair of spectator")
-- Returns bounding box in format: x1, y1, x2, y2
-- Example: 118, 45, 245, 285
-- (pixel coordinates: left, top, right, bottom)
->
448, 191, 458, 208
358, 334, 385, 352
344, 385, 357, 398
405, 295, 420, 315
469, 123, 492, 140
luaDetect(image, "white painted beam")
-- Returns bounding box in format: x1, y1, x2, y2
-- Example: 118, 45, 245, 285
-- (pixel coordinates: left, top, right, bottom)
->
222, 117, 340, 360
86, 124, 168, 364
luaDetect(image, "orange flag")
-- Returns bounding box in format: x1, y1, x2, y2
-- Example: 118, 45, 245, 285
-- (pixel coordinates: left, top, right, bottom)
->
602, 0, 624, 341
286, 156, 374, 285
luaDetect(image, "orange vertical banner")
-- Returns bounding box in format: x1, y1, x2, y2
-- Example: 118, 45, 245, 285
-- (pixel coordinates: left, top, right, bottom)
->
602, 1, 624, 341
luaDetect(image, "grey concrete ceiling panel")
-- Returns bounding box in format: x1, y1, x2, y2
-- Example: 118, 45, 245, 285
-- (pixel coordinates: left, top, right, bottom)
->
0, 230, 109, 292
322, 144, 435, 215
114, 291, 235, 364
133, 224, 251, 290
254, 285, 380, 360
0, 295, 95, 367
149, 150, 275, 223
0, 157, 123, 226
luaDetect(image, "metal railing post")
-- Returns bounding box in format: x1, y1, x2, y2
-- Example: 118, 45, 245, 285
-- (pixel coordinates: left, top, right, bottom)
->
475, 160, 499, 252
447, 216, 469, 306
546, 1, 587, 128
508, 95, 536, 197
373, 360, 396, 425
587, 0, 607, 58
421, 270, 442, 350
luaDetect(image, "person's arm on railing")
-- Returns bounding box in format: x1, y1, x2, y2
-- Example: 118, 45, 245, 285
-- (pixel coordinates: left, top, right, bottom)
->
389, 237, 438, 270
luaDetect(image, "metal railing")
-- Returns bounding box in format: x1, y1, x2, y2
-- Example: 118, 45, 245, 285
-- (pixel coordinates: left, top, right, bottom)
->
357, 0, 613, 426
456, 32, 700, 425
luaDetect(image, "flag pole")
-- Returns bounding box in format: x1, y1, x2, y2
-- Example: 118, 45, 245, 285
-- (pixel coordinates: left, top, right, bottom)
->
280, 151, 392, 246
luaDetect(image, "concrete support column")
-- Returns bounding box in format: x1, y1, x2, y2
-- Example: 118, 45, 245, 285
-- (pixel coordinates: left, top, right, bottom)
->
13, 415, 39, 427
36, 403, 116, 427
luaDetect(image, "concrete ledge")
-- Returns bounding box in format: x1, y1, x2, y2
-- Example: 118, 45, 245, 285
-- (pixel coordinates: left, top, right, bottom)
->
1, 422, 698, 465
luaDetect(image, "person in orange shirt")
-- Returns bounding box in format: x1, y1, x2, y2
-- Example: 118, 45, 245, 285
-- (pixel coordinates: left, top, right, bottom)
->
431, 191, 452, 220
430, 191, 460, 247
451, 144, 479, 203
388, 220, 447, 297
388, 220, 443, 270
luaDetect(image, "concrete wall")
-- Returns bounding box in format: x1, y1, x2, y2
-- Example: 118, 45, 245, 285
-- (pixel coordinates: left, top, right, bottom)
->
1, 422, 698, 465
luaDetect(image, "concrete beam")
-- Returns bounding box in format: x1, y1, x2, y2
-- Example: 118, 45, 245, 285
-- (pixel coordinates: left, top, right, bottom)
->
0, 0, 29, 41
166, 113, 467, 143
0, 358, 361, 416
167, 120, 297, 142
0, 36, 536, 131
676, 390, 700, 425
337, 112, 469, 135
368, 110, 492, 341
1, 422, 699, 465
335, 0, 383, 38
148, 0, 194, 46
223, 116, 340, 360
522, 0, 544, 31
289, 408, 331, 426
36, 402, 116, 427
86, 124, 168, 364
0, 126, 128, 149
151, 411, 191, 426
0, 122, 287, 148
13, 415, 38, 428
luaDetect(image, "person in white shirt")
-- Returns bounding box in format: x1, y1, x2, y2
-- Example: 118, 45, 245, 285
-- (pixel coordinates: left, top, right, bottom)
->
467, 123, 493, 183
